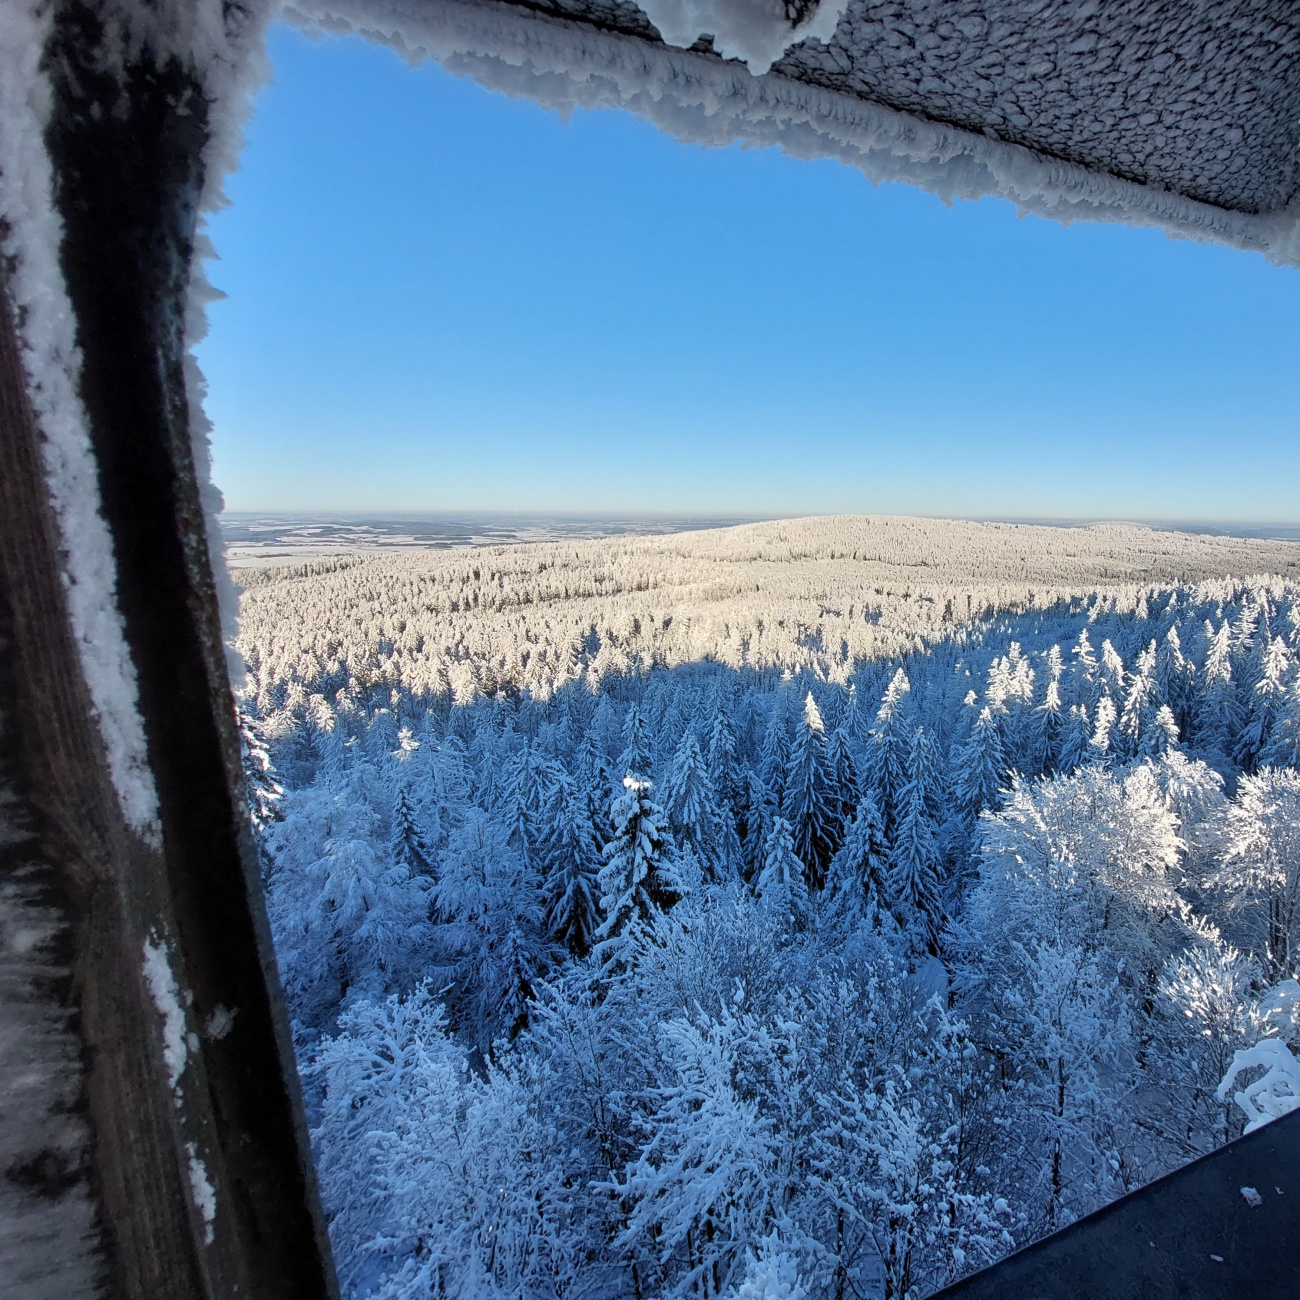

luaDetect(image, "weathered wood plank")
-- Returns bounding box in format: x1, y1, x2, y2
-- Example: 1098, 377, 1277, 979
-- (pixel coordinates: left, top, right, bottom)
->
0, 2, 338, 1292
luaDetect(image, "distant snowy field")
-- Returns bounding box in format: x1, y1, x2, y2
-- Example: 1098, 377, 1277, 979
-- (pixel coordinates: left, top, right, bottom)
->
220, 511, 1300, 568
220, 511, 758, 566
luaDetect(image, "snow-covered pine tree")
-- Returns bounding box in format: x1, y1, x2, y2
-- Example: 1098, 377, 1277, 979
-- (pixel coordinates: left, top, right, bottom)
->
239, 706, 284, 836
864, 668, 913, 829
594, 776, 681, 969
620, 703, 653, 782
889, 728, 943, 945
827, 790, 890, 919
542, 784, 603, 957
390, 783, 436, 878
783, 692, 840, 890
1195, 621, 1243, 772
662, 730, 727, 879
1234, 636, 1293, 773
756, 815, 809, 922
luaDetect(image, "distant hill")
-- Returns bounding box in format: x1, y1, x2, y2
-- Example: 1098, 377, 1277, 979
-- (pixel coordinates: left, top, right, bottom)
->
235, 514, 1300, 702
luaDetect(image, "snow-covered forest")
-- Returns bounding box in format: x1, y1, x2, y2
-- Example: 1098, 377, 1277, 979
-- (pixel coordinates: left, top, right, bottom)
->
236, 518, 1300, 1300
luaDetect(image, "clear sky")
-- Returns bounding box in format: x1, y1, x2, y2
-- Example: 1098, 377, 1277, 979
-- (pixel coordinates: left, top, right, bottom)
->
199, 22, 1300, 522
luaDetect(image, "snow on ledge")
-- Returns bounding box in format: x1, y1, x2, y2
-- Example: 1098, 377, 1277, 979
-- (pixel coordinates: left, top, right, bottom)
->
284, 0, 1300, 264
637, 0, 847, 77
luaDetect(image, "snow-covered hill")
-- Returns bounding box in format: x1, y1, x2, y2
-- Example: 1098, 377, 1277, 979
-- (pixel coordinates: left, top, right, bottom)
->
236, 514, 1300, 706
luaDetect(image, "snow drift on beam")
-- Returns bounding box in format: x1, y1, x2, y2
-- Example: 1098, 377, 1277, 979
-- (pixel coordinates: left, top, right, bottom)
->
284, 0, 1300, 264
0, 0, 161, 842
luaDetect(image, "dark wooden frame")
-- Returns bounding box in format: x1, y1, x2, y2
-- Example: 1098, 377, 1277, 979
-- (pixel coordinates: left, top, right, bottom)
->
1, 2, 337, 1294
2, 2, 1298, 1297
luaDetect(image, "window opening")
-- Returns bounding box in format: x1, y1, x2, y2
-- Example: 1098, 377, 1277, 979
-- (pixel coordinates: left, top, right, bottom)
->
195, 14, 1300, 1300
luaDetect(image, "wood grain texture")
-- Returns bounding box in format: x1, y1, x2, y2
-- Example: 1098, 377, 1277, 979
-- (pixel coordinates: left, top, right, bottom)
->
0, 3, 338, 1293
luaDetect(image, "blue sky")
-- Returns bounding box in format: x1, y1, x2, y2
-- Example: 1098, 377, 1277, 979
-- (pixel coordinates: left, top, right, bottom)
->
199, 23, 1300, 522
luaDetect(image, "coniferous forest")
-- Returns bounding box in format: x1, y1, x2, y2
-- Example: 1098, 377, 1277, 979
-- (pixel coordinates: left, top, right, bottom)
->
236, 518, 1300, 1300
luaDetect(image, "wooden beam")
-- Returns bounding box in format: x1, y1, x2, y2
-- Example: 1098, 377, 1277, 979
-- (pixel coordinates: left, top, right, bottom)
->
0, 2, 338, 1294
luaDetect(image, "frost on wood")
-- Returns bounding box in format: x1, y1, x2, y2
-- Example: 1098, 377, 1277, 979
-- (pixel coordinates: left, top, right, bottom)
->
180, 0, 275, 683
1216, 1038, 1300, 1134
0, 765, 100, 1298
185, 1142, 218, 1244
0, 0, 160, 843
637, 0, 847, 76
142, 933, 191, 1093
286, 0, 1300, 263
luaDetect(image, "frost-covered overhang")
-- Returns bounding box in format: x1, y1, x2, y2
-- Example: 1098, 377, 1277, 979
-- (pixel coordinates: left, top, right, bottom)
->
288, 0, 1300, 262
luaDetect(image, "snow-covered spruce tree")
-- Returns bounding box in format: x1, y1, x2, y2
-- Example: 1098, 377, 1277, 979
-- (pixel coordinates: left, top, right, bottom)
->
758, 691, 792, 805
239, 706, 284, 836
621, 702, 654, 782
594, 776, 682, 970
864, 669, 913, 828
740, 769, 777, 882
783, 693, 840, 890
264, 760, 435, 1034
1261, 678, 1300, 769
663, 731, 729, 880
707, 701, 748, 860
542, 782, 604, 958
1234, 636, 1294, 773
1068, 628, 1101, 712
1024, 644, 1064, 776
1139, 703, 1181, 758
951, 705, 1008, 825
1118, 640, 1158, 761
888, 728, 944, 946
389, 783, 435, 879
575, 728, 617, 842
434, 808, 550, 1049
826, 790, 890, 921
502, 741, 563, 868
1099, 639, 1127, 715
756, 815, 809, 924
1213, 767, 1300, 982
1195, 621, 1244, 773
1055, 702, 1092, 774
1088, 694, 1118, 766
1156, 625, 1196, 736
825, 720, 860, 827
